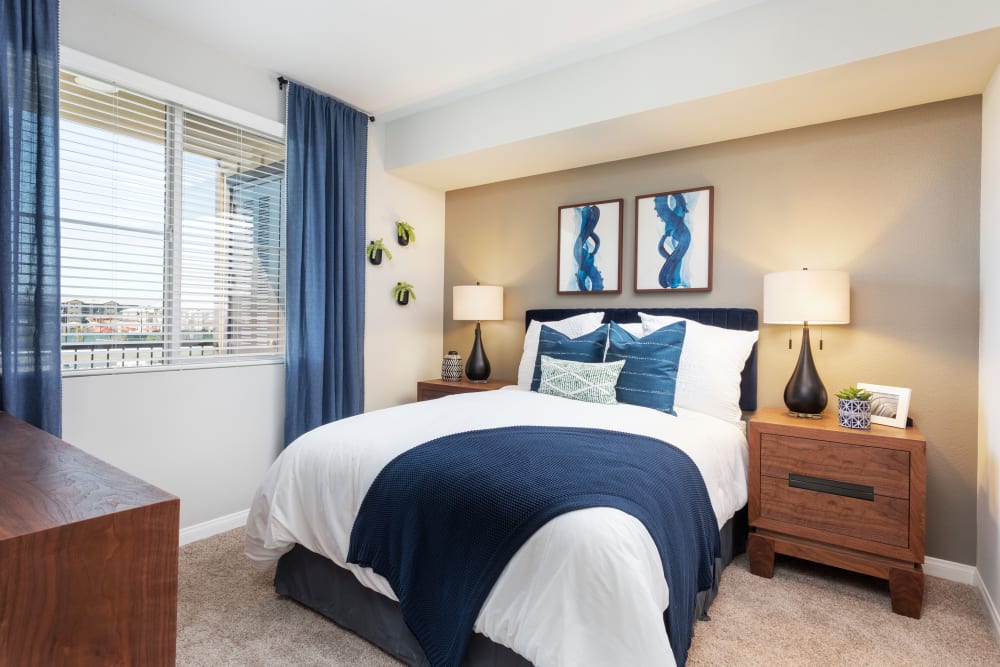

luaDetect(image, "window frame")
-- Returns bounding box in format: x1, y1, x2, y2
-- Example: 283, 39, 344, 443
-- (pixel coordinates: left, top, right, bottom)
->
59, 48, 286, 377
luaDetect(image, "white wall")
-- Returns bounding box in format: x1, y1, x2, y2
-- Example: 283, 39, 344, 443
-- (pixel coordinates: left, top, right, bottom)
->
365, 124, 447, 411
60, 0, 283, 124
978, 63, 1000, 624
62, 365, 284, 527
59, 3, 448, 529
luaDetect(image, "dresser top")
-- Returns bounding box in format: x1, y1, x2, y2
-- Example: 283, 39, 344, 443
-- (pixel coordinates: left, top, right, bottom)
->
0, 412, 177, 541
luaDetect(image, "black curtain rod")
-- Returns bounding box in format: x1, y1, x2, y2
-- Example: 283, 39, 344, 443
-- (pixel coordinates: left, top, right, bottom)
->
278, 76, 375, 123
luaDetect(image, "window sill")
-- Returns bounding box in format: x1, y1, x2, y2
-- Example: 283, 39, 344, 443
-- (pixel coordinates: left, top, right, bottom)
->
62, 357, 284, 378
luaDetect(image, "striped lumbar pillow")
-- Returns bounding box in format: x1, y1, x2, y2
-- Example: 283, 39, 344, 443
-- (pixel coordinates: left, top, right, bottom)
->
537, 355, 625, 405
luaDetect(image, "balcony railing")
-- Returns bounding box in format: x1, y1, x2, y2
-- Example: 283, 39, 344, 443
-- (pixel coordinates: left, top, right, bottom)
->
61, 341, 219, 371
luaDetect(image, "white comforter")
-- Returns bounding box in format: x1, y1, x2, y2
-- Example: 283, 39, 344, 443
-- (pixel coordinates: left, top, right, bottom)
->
245, 387, 748, 667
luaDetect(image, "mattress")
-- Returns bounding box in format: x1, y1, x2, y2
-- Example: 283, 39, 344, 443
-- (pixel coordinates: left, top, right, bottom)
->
246, 388, 749, 666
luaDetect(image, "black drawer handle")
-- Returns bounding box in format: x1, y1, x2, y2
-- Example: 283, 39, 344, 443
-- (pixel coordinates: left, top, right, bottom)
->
789, 473, 874, 501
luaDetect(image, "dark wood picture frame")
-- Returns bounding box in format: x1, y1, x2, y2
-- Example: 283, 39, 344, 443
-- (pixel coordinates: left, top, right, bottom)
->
634, 186, 714, 293
556, 198, 623, 295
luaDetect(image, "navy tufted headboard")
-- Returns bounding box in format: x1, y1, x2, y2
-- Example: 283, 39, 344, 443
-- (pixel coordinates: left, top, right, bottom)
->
524, 307, 758, 412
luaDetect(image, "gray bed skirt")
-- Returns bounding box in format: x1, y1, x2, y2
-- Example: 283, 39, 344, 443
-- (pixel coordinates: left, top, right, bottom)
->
273, 505, 747, 666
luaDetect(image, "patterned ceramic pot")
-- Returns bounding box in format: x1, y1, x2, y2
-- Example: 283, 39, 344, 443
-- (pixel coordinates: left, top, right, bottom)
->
441, 351, 463, 382
838, 398, 872, 430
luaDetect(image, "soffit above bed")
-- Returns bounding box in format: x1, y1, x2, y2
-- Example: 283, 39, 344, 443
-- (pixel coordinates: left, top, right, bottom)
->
385, 20, 1000, 191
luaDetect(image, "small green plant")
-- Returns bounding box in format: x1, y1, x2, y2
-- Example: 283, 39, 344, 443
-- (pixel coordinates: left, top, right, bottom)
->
395, 220, 416, 244
836, 386, 872, 401
392, 282, 416, 305
366, 238, 392, 262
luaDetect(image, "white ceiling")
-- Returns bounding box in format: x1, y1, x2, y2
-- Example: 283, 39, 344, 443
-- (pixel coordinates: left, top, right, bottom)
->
84, 0, 1000, 191
98, 0, 761, 116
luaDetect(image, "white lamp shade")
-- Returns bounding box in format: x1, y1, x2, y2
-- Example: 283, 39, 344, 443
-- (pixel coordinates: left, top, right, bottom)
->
453, 284, 504, 321
763, 270, 850, 325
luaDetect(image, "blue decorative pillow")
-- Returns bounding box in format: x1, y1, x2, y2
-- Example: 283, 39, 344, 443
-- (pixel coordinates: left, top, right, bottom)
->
605, 320, 686, 414
530, 324, 609, 391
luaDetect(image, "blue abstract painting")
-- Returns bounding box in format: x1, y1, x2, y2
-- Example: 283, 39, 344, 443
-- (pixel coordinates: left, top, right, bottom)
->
558, 199, 622, 294
634, 186, 713, 292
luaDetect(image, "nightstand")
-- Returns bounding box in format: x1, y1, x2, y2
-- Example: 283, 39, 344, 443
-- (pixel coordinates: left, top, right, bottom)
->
747, 407, 926, 618
417, 378, 514, 401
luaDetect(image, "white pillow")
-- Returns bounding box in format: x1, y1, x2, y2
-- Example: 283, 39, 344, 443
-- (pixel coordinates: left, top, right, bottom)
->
639, 313, 758, 424
517, 312, 605, 389
617, 322, 645, 338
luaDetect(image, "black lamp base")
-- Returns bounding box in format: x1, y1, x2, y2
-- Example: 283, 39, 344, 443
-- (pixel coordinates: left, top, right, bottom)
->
783, 325, 827, 417
465, 322, 491, 383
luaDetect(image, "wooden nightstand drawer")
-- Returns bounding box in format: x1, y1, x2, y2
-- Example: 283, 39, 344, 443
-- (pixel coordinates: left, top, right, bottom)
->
747, 408, 927, 618
759, 475, 909, 547
761, 433, 910, 500
418, 387, 457, 401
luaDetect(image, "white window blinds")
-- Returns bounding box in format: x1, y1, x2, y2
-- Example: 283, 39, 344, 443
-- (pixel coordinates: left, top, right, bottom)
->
59, 70, 285, 372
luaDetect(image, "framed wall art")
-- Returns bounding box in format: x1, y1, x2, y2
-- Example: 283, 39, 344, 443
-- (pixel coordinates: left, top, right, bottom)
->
857, 383, 912, 428
557, 198, 623, 295
634, 186, 713, 293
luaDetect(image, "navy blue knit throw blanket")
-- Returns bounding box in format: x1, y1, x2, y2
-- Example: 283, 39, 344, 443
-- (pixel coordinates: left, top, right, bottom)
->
347, 426, 720, 667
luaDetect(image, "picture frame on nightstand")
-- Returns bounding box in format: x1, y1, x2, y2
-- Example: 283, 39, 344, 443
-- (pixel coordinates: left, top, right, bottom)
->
857, 382, 911, 428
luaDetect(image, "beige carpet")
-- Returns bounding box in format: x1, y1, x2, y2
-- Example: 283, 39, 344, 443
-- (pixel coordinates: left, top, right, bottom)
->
179, 529, 999, 666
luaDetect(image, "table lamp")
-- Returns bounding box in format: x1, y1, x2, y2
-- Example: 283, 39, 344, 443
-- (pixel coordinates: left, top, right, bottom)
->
453, 283, 504, 383
763, 269, 850, 417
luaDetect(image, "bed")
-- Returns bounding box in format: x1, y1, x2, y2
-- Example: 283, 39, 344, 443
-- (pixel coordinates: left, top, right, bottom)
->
246, 307, 758, 667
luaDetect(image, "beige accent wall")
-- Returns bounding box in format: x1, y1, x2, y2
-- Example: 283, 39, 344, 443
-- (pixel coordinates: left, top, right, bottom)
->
444, 98, 981, 564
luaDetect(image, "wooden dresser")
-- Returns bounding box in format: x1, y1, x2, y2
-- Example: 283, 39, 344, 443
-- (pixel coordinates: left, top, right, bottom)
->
747, 407, 926, 618
0, 412, 180, 665
416, 378, 514, 401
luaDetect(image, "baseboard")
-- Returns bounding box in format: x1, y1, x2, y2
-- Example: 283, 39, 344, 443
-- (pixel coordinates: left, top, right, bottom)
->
179, 508, 249, 546
924, 556, 1000, 643
975, 569, 1000, 648
924, 556, 978, 585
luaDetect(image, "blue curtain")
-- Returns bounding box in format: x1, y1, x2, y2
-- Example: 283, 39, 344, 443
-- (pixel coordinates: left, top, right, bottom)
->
284, 82, 368, 445
0, 0, 61, 435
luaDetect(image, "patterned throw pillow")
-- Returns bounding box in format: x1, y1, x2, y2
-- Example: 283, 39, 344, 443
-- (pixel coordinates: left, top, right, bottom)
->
530, 324, 609, 391
605, 320, 686, 414
538, 356, 625, 405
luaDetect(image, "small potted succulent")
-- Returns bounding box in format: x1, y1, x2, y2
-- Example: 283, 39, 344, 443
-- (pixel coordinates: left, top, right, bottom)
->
395, 220, 416, 246
366, 239, 392, 265
392, 282, 416, 306
836, 386, 873, 430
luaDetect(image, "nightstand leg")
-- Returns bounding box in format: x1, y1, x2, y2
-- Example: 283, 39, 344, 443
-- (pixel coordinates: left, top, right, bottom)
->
889, 566, 924, 619
748, 533, 775, 578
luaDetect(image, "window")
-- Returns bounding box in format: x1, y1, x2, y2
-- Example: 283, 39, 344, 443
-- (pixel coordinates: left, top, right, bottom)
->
59, 70, 285, 372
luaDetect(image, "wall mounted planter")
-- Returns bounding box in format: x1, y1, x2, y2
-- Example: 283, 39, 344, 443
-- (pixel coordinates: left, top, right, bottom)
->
392, 282, 415, 305
395, 220, 416, 246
